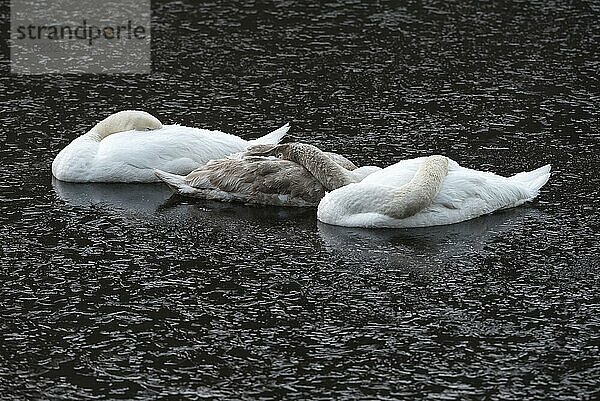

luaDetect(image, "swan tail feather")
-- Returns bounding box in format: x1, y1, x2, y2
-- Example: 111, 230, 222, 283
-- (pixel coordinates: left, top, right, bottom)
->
510, 164, 551, 198
154, 170, 195, 194
248, 123, 290, 146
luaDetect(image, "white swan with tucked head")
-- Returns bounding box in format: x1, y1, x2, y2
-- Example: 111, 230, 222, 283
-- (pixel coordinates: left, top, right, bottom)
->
318, 156, 551, 228
255, 144, 551, 228
51, 110, 289, 182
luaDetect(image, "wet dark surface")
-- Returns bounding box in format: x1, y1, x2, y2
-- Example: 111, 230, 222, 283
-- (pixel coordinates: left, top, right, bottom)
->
1, 0, 599, 399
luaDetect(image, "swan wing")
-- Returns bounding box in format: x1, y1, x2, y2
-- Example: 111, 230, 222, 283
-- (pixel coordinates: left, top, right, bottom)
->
178, 158, 324, 206
361, 158, 531, 212
436, 170, 531, 209
395, 169, 533, 227
232, 160, 325, 202
92, 125, 248, 180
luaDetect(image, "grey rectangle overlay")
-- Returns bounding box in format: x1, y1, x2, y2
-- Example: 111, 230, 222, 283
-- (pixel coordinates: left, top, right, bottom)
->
10, 0, 151, 74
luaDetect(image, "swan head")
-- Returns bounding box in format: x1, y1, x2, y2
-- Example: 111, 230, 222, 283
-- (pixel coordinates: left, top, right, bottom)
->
88, 110, 163, 140
244, 143, 290, 158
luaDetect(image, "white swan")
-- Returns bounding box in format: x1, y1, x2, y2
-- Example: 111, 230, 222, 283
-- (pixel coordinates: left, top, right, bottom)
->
254, 144, 551, 228
154, 144, 380, 207
51, 110, 289, 182
318, 156, 551, 228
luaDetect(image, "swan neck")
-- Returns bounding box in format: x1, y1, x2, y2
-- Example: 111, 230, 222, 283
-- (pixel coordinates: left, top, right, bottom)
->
287, 144, 356, 190
383, 155, 449, 219
85, 128, 103, 141
85, 115, 125, 141
83, 110, 162, 142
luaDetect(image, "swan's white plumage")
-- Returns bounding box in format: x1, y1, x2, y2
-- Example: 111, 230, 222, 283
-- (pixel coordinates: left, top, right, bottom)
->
317, 157, 551, 228
52, 110, 289, 182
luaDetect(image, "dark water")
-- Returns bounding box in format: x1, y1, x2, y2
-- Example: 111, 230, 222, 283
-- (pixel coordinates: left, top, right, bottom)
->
1, 1, 599, 399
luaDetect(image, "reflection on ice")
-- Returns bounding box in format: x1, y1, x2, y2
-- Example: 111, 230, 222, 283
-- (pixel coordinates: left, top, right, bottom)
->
52, 177, 317, 227
318, 208, 547, 267
52, 178, 173, 214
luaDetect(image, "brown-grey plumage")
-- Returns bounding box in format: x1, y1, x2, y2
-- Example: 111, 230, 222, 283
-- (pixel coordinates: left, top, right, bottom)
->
243, 143, 359, 190
245, 144, 358, 172
154, 144, 376, 207
186, 158, 327, 205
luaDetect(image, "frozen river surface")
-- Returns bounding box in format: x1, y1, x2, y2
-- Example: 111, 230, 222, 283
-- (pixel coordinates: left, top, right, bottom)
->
0, 1, 598, 399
